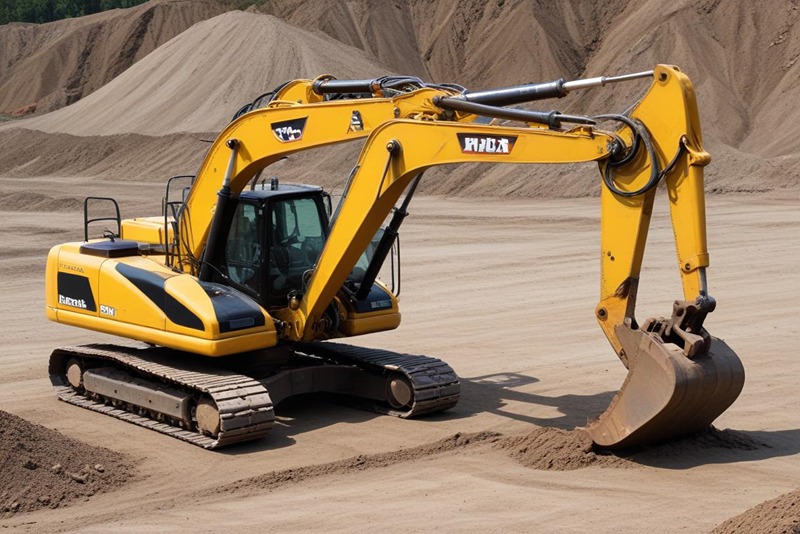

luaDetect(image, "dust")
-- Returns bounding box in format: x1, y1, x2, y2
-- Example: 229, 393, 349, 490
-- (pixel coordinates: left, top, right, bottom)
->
0, 410, 134, 518
712, 488, 800, 534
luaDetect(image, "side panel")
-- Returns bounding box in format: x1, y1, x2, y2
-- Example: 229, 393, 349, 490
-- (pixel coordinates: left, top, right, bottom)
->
338, 282, 401, 337
120, 217, 174, 246
46, 242, 277, 356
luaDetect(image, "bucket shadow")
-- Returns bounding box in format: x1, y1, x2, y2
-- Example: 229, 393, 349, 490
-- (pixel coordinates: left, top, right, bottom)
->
617, 427, 800, 469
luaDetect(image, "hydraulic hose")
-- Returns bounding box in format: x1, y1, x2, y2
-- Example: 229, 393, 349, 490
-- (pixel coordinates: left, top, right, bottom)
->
593, 114, 661, 198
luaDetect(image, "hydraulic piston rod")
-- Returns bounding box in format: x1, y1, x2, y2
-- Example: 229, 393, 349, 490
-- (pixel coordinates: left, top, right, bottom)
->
455, 70, 654, 106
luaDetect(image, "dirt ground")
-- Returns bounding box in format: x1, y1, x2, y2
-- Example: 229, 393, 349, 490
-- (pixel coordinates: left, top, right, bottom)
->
0, 175, 797, 533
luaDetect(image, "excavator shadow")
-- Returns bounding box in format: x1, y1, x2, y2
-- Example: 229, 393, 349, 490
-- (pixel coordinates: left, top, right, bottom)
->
458, 372, 617, 430
221, 372, 618, 455
218, 393, 433, 455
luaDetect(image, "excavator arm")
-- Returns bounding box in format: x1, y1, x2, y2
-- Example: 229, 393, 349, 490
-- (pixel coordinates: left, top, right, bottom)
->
281, 65, 744, 449
596, 65, 712, 360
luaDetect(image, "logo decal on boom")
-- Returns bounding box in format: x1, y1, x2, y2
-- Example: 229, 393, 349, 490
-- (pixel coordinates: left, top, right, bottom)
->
272, 117, 308, 142
457, 133, 517, 154
348, 110, 364, 132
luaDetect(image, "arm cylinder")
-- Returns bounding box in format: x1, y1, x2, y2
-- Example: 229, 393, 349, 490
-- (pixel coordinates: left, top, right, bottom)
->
460, 80, 567, 106
434, 97, 595, 127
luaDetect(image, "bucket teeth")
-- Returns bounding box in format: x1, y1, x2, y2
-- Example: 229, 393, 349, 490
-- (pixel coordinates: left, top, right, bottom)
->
586, 331, 745, 450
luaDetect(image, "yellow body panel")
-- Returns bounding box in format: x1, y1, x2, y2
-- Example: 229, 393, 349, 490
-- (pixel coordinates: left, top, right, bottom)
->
339, 312, 401, 337
120, 217, 174, 246
337, 280, 402, 337
46, 242, 277, 357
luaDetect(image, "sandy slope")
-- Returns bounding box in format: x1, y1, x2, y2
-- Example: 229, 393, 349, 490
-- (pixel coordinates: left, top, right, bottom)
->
7, 11, 393, 136
0, 175, 797, 532
2, 4, 798, 196
0, 0, 226, 115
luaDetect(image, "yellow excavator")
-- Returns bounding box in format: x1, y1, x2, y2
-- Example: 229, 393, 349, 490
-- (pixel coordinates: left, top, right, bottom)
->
45, 65, 744, 450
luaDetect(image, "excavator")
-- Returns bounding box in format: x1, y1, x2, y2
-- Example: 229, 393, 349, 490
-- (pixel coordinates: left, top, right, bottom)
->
45, 64, 744, 450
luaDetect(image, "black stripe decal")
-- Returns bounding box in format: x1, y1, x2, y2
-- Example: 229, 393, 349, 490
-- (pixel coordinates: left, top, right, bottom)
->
57, 272, 97, 312
198, 282, 266, 333
115, 264, 204, 331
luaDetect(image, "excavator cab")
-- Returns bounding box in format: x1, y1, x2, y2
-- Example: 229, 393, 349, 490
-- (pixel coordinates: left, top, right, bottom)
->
218, 183, 330, 309
217, 181, 398, 332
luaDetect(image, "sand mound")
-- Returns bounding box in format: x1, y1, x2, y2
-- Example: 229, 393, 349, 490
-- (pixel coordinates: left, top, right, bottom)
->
215, 431, 499, 495
496, 426, 773, 471
497, 428, 627, 470
10, 11, 392, 136
712, 489, 800, 534
0, 0, 226, 115
0, 191, 84, 212
257, 0, 428, 78
0, 128, 210, 180
0, 410, 133, 517
625, 426, 772, 469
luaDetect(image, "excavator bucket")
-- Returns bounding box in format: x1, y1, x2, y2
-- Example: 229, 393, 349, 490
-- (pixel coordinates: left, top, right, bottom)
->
586, 331, 745, 449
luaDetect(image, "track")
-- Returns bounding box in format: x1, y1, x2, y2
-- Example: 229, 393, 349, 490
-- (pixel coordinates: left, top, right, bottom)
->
50, 344, 275, 449
49, 342, 460, 449
296, 342, 461, 417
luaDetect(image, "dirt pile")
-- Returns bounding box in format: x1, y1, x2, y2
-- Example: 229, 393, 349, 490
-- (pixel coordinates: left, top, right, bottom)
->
0, 2, 796, 194
497, 428, 628, 470
0, 0, 226, 115
496, 426, 776, 471
628, 426, 770, 466
0, 410, 133, 517
712, 489, 800, 534
254, 0, 800, 157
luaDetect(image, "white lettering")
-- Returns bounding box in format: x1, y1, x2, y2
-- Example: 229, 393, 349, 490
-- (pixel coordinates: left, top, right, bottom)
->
59, 294, 87, 309
274, 126, 303, 142
461, 136, 512, 154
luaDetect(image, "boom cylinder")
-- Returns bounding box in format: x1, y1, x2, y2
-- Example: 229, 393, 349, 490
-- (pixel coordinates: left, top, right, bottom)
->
312, 79, 376, 95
